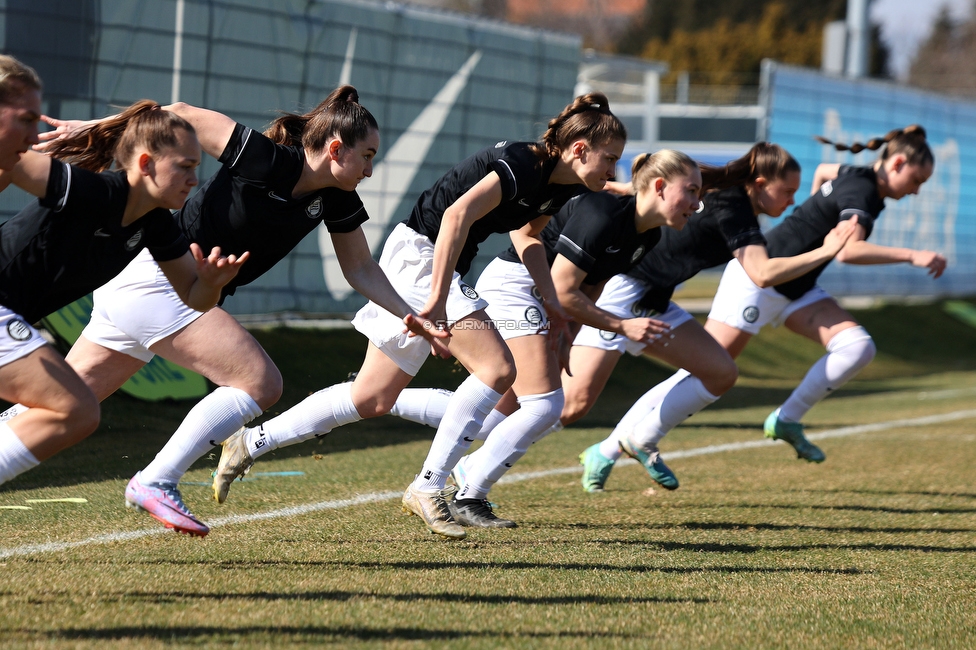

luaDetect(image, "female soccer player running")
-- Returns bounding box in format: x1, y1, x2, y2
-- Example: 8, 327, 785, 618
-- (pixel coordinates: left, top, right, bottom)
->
0, 90, 246, 492
577, 143, 857, 491
443, 150, 701, 527
22, 86, 445, 537
699, 125, 944, 464
587, 127, 945, 492
214, 93, 627, 539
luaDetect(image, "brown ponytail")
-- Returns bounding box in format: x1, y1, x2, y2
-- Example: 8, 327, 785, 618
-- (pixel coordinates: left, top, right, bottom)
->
815, 125, 932, 167
264, 84, 378, 153
699, 142, 800, 192
529, 92, 627, 161
44, 100, 196, 172
0, 55, 42, 106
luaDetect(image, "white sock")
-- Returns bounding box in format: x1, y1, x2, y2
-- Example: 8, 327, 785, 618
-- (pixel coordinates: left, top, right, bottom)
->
0, 423, 39, 485
413, 375, 502, 491
247, 383, 362, 459
390, 388, 453, 428
779, 326, 875, 423
535, 419, 563, 444
631, 375, 719, 450
597, 369, 690, 459
140, 387, 262, 485
475, 408, 507, 441
0, 403, 27, 423
457, 389, 563, 500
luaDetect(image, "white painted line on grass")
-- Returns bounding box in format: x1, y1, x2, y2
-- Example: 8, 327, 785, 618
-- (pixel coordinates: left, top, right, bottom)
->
3, 408, 976, 559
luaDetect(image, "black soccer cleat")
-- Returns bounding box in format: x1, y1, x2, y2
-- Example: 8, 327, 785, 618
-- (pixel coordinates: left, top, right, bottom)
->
448, 497, 517, 528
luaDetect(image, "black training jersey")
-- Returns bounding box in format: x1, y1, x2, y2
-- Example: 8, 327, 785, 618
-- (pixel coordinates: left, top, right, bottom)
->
765, 165, 884, 300
498, 191, 659, 286
404, 141, 585, 276
177, 123, 368, 300
630, 185, 766, 312
0, 159, 188, 323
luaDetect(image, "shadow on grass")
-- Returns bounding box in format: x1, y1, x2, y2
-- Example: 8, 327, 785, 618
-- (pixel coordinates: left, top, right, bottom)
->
100, 590, 710, 606
702, 502, 976, 516
27, 626, 643, 642
544, 521, 976, 534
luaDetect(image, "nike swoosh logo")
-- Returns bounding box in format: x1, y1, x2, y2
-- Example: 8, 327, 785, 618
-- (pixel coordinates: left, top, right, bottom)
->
463, 437, 475, 442
606, 246, 621, 253
93, 228, 111, 237
518, 199, 530, 206
268, 191, 288, 202
320, 48, 483, 299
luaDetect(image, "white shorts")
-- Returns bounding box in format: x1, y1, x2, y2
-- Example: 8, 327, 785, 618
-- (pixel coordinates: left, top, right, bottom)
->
707, 258, 834, 335
573, 274, 695, 356
0, 305, 47, 368
83, 249, 205, 362
476, 258, 547, 341
352, 223, 488, 376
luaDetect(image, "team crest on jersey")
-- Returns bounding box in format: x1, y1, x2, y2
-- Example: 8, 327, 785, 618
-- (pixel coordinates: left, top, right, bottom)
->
821, 180, 833, 197
525, 306, 543, 327
306, 197, 323, 219
630, 301, 647, 318
630, 245, 645, 264
6, 319, 32, 342
599, 329, 617, 341
743, 306, 760, 323
537, 199, 553, 214
460, 284, 479, 300
124, 230, 143, 251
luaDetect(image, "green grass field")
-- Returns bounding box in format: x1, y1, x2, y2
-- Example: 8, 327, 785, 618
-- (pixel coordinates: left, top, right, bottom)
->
2, 302, 976, 648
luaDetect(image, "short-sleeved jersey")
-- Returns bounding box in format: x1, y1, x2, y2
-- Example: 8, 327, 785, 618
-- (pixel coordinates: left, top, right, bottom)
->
498, 191, 659, 286
0, 159, 188, 322
630, 185, 766, 312
404, 141, 585, 276
765, 165, 884, 300
177, 123, 368, 299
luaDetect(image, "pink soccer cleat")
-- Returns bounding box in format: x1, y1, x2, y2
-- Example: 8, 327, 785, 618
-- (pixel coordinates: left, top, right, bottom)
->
125, 472, 210, 537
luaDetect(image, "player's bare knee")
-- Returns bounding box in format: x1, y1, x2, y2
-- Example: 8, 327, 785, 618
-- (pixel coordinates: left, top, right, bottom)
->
253, 367, 283, 410
64, 394, 100, 438
560, 394, 592, 425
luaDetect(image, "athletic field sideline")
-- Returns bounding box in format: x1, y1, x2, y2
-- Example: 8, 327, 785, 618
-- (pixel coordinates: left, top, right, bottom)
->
1, 304, 975, 647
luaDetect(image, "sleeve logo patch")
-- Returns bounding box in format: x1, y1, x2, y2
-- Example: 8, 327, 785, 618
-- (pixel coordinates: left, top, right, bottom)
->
820, 180, 833, 197
630, 245, 645, 263
743, 306, 760, 323
306, 197, 323, 219
124, 230, 144, 251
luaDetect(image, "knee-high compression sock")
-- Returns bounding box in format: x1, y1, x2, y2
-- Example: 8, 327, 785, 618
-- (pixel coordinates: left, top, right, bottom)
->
246, 383, 362, 459
390, 388, 505, 441
389, 388, 453, 428
457, 389, 563, 501
140, 387, 263, 485
631, 374, 720, 451
0, 423, 39, 485
597, 369, 690, 459
413, 375, 502, 491
779, 326, 875, 423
